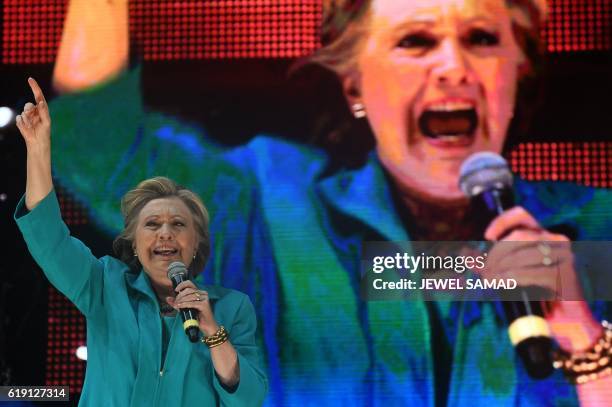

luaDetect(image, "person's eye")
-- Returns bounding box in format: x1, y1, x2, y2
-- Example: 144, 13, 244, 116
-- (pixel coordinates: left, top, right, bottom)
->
466, 28, 499, 47
397, 32, 437, 49
145, 221, 158, 227
174, 221, 185, 227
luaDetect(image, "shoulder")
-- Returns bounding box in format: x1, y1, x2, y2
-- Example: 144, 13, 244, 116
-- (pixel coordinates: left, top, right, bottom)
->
516, 179, 595, 214
223, 135, 329, 182
201, 284, 248, 302
98, 256, 139, 285
198, 284, 256, 325
516, 179, 612, 239
99, 255, 129, 269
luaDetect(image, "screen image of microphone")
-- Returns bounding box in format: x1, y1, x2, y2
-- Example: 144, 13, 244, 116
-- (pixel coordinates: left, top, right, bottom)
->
167, 261, 200, 343
459, 152, 554, 379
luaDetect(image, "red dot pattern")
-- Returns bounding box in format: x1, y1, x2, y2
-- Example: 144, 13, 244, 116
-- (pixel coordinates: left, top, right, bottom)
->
46, 286, 85, 392
2, 1, 610, 64
544, 0, 611, 52
130, 0, 320, 60
57, 190, 89, 226
510, 142, 612, 187
2, 0, 67, 64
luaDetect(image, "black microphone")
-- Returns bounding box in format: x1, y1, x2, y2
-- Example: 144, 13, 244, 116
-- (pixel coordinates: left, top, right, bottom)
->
459, 152, 554, 379
167, 261, 200, 343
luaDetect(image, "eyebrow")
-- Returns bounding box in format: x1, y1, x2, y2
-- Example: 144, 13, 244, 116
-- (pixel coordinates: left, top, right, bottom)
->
387, 18, 436, 39
142, 214, 187, 221
392, 15, 437, 29
408, 15, 437, 24
393, 13, 498, 30
462, 16, 500, 26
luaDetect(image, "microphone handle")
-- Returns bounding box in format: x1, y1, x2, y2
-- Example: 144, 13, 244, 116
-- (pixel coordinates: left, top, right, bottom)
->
503, 301, 553, 378
474, 188, 554, 378
170, 275, 201, 343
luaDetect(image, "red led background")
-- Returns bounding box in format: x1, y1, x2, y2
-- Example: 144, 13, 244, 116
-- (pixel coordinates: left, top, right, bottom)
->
2, 0, 611, 64
2, 0, 66, 64
545, 0, 612, 52
46, 287, 85, 389
130, 0, 320, 60
43, 190, 89, 390
58, 192, 89, 226
510, 142, 612, 187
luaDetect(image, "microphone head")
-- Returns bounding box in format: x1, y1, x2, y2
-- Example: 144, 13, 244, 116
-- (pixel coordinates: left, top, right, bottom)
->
167, 261, 188, 280
459, 152, 513, 197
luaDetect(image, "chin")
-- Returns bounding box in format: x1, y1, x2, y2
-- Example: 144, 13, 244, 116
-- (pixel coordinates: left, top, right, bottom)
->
415, 171, 466, 201
425, 188, 466, 204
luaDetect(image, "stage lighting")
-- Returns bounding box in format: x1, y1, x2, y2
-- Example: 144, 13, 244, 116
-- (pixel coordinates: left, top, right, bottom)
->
76, 346, 87, 361
0, 107, 14, 127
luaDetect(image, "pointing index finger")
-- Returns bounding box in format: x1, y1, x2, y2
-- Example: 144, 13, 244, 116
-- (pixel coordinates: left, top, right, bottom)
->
27, 77, 47, 104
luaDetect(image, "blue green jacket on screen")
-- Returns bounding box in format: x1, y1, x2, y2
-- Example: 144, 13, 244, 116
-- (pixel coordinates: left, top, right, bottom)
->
15, 191, 268, 407
43, 68, 612, 406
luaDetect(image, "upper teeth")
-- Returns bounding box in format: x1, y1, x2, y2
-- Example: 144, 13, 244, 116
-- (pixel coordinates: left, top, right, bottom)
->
427, 101, 474, 111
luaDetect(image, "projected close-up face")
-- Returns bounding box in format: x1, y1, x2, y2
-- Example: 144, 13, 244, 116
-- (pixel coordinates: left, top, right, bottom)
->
351, 0, 525, 201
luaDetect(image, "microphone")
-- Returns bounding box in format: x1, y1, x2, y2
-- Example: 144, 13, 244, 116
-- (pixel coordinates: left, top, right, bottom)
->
459, 152, 554, 379
167, 261, 200, 343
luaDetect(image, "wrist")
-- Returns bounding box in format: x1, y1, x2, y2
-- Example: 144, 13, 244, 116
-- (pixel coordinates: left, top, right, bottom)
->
26, 144, 51, 158
553, 321, 612, 385
202, 323, 221, 337
200, 325, 228, 348
548, 301, 602, 352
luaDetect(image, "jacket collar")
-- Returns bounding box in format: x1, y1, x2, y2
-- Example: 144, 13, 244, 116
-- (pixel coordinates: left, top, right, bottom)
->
126, 268, 222, 300
317, 154, 585, 238
317, 154, 410, 242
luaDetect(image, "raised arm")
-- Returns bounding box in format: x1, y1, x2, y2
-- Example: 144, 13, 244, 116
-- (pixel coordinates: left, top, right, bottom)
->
15, 79, 105, 316
16, 78, 53, 210
53, 0, 129, 93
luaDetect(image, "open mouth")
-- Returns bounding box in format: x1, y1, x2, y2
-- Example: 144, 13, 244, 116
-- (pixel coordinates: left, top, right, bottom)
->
418, 102, 478, 146
153, 247, 179, 258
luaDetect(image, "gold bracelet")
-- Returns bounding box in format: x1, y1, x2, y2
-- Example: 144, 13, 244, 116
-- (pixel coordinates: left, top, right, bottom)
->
553, 320, 612, 385
200, 325, 229, 348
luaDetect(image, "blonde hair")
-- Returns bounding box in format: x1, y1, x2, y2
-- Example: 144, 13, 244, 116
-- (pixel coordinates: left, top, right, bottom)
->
112, 177, 210, 275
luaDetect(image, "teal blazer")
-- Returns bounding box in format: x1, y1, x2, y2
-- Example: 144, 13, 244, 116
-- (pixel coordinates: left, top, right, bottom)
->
15, 191, 268, 406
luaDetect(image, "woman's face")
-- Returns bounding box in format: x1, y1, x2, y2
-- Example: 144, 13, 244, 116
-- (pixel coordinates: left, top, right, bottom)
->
352, 0, 524, 201
133, 197, 198, 283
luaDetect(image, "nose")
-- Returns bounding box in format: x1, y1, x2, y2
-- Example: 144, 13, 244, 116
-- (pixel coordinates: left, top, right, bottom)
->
432, 38, 473, 87
158, 223, 174, 240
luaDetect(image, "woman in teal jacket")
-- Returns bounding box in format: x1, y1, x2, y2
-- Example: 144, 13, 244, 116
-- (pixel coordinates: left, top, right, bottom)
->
14, 79, 267, 406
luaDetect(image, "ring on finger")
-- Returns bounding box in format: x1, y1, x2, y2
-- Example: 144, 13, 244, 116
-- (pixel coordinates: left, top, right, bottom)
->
537, 242, 553, 266
194, 292, 201, 301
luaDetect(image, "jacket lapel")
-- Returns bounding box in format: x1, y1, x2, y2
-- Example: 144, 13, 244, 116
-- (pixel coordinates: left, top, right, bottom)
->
317, 157, 435, 405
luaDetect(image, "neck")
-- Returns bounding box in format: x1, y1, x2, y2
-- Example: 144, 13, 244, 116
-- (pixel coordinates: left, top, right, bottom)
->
153, 282, 176, 315
147, 275, 175, 302
391, 180, 479, 241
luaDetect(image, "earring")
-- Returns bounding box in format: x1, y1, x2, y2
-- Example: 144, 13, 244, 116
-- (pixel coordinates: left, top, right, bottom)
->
351, 103, 366, 119
193, 253, 196, 260
134, 253, 138, 257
